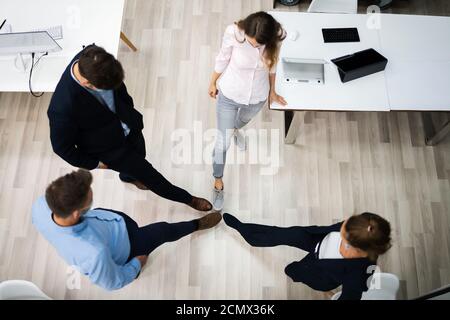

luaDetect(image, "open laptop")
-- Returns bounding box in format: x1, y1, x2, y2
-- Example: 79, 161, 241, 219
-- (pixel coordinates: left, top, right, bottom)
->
282, 58, 327, 85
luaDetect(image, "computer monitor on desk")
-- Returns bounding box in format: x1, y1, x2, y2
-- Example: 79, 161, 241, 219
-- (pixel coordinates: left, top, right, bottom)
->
0, 31, 62, 71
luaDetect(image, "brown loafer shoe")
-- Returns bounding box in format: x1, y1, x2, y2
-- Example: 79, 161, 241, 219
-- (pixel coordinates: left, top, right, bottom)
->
123, 180, 149, 190
188, 197, 213, 212
197, 212, 222, 230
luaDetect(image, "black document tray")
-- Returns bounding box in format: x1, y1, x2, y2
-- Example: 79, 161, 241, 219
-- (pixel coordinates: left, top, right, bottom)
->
331, 48, 388, 83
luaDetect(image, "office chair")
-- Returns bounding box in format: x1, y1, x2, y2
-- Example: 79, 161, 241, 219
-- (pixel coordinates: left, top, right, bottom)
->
331, 272, 400, 300
307, 0, 358, 14
0, 280, 52, 300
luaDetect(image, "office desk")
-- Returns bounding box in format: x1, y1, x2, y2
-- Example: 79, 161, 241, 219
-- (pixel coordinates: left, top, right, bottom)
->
0, 0, 125, 92
270, 12, 450, 145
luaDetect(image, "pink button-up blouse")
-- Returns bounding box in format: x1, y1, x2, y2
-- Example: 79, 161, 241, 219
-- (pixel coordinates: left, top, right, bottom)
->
214, 24, 281, 105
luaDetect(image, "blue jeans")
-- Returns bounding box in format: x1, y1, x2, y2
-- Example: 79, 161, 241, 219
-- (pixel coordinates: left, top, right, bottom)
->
212, 92, 266, 178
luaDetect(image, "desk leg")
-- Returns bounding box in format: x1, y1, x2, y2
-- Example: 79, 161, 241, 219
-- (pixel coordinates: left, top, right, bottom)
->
284, 111, 304, 144
120, 31, 138, 52
422, 113, 450, 146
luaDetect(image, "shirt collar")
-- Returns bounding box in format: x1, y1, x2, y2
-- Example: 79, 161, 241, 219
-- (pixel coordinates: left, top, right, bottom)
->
50, 213, 88, 234
70, 59, 82, 86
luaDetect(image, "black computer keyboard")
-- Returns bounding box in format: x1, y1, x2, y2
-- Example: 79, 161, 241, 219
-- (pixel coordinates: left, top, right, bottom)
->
322, 28, 360, 43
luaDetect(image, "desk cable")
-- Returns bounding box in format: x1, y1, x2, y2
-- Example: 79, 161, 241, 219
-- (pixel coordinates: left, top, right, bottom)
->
29, 52, 48, 98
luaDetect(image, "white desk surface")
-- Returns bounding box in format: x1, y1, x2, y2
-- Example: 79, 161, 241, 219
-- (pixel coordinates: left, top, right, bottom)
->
379, 14, 450, 111
270, 11, 450, 112
379, 14, 450, 61
0, 0, 125, 92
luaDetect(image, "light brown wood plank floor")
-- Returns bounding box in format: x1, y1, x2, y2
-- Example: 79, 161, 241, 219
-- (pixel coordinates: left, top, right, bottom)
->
0, 0, 449, 300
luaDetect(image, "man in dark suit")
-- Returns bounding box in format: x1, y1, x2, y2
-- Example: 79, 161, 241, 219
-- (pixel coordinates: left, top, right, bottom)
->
48, 45, 212, 212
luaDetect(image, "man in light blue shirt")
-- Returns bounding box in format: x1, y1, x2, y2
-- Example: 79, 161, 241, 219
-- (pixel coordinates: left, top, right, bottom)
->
32, 170, 222, 291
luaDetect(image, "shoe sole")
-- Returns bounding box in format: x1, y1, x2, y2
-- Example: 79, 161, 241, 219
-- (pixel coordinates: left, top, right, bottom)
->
198, 213, 223, 230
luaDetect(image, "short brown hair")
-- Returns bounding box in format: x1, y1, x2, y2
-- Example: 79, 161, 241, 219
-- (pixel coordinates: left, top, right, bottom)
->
45, 170, 93, 218
345, 212, 392, 262
78, 45, 124, 90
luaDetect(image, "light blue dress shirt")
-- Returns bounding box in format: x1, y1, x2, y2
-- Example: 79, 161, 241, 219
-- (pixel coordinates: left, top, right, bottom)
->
31, 196, 141, 291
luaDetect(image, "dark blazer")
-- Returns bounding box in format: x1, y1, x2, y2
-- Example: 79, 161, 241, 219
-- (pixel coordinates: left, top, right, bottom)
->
47, 46, 144, 170
285, 222, 375, 300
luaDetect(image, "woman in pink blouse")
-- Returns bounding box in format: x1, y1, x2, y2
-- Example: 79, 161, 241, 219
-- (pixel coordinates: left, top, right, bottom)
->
208, 12, 287, 210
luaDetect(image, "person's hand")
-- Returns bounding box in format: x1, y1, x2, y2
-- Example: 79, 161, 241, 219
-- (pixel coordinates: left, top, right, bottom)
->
136, 255, 148, 268
208, 82, 218, 99
98, 161, 108, 170
269, 91, 287, 106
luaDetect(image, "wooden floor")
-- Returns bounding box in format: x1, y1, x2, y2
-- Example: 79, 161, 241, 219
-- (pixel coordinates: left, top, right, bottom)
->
0, 0, 449, 300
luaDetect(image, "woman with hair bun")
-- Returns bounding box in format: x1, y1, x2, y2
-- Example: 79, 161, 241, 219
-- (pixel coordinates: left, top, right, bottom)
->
223, 212, 393, 300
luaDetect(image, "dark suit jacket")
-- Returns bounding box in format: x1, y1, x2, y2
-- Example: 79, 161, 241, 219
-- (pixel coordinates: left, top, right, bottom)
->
47, 46, 144, 170
286, 222, 375, 300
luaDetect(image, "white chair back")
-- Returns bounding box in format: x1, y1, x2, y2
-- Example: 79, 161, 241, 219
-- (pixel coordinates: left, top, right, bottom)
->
0, 280, 52, 300
331, 273, 400, 300
362, 273, 400, 300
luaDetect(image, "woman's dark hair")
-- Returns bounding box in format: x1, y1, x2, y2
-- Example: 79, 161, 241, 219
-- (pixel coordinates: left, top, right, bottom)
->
236, 11, 286, 70
78, 45, 124, 90
345, 212, 392, 262
45, 169, 93, 218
